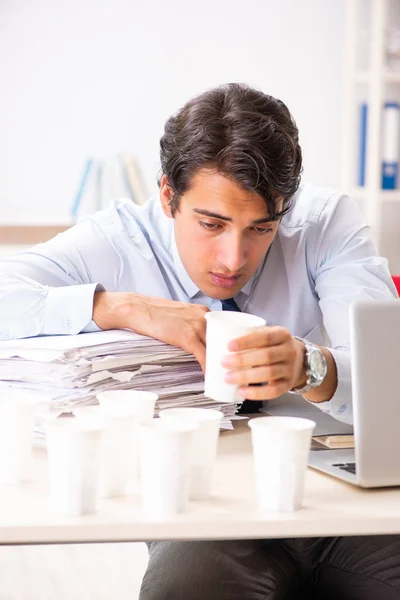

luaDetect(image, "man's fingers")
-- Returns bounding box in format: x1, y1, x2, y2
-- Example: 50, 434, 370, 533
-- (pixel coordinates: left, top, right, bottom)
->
195, 322, 207, 346
193, 342, 206, 372
182, 335, 206, 372
225, 363, 287, 385
228, 326, 291, 352
222, 345, 285, 369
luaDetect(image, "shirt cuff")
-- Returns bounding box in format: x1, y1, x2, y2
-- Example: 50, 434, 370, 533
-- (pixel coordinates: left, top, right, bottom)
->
82, 320, 101, 333
43, 283, 104, 335
306, 348, 353, 425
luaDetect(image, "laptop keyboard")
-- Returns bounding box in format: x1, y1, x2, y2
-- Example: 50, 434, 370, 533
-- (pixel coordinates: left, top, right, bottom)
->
332, 462, 357, 475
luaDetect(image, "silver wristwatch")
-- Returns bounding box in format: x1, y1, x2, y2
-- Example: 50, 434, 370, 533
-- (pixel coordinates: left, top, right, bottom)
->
290, 337, 327, 394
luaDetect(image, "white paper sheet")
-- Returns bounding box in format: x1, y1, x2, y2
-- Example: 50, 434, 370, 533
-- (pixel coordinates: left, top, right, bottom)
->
0, 330, 239, 445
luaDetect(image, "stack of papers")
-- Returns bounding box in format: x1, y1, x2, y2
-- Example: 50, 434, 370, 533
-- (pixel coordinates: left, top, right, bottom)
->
0, 330, 240, 443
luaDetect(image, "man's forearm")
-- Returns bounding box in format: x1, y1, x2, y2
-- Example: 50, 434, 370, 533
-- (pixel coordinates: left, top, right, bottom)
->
92, 291, 209, 369
93, 291, 139, 330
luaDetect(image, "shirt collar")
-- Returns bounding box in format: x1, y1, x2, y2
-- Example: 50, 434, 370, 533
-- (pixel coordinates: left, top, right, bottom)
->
238, 259, 264, 298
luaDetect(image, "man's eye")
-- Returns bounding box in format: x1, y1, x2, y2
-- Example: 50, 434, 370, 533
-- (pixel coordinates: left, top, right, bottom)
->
252, 227, 273, 235
199, 221, 221, 231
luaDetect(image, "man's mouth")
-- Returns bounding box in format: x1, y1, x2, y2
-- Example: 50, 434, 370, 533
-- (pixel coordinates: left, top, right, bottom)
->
210, 272, 242, 288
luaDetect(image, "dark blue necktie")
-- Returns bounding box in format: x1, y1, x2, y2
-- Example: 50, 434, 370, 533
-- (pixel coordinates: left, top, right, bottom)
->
222, 297, 263, 414
222, 297, 241, 312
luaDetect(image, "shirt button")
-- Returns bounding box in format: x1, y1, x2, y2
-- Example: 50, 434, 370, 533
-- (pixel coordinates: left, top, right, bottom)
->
65, 319, 72, 329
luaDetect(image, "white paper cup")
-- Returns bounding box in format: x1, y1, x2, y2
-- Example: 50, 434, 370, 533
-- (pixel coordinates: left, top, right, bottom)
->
96, 391, 158, 421
0, 392, 42, 485
97, 391, 158, 482
73, 406, 135, 499
249, 416, 316, 513
139, 418, 197, 518
204, 311, 266, 403
159, 408, 223, 500
98, 415, 135, 498
45, 417, 104, 516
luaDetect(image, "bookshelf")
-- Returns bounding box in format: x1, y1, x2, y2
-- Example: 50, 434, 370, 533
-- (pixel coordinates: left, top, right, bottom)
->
0, 154, 148, 247
342, 0, 400, 248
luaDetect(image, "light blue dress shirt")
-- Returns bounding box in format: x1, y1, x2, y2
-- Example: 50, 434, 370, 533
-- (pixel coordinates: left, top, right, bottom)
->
0, 183, 397, 423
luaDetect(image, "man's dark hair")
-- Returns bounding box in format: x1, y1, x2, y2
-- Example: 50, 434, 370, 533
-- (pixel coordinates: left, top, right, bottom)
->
159, 83, 303, 219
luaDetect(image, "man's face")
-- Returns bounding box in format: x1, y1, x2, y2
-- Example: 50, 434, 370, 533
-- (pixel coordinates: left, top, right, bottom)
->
160, 169, 282, 300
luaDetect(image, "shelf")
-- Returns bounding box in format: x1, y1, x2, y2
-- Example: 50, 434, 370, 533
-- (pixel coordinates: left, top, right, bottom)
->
355, 71, 400, 84
351, 187, 400, 202
0, 225, 70, 245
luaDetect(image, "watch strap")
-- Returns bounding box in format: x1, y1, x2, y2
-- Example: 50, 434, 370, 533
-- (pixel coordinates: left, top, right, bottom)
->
289, 336, 326, 395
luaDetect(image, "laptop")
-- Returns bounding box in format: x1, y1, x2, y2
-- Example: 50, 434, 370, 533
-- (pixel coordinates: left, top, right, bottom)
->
308, 299, 400, 487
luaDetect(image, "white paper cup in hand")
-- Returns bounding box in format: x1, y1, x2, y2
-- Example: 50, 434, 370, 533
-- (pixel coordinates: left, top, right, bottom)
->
204, 311, 266, 403
139, 418, 197, 518
45, 417, 104, 516
0, 392, 42, 485
96, 391, 158, 482
249, 416, 316, 513
159, 408, 223, 500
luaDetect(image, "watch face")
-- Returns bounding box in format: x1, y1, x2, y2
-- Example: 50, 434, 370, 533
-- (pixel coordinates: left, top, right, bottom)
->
309, 348, 326, 380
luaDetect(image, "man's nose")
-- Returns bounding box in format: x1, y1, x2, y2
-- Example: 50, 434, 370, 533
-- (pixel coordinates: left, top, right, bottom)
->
217, 234, 247, 272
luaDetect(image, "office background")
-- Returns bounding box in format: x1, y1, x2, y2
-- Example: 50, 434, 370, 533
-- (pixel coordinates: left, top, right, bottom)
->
2, 0, 399, 270
0, 0, 344, 224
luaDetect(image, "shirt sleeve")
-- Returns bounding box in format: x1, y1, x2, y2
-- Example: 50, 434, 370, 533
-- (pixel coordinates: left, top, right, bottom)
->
306, 193, 397, 424
0, 214, 122, 340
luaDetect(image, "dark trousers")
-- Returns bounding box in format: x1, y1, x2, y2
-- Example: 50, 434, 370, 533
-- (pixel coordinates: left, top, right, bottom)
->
139, 536, 400, 599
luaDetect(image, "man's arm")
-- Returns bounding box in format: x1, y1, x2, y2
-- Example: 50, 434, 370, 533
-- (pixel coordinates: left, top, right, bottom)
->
0, 217, 209, 369
92, 291, 209, 370
305, 193, 397, 418
222, 193, 397, 423
0, 218, 117, 340
223, 325, 336, 400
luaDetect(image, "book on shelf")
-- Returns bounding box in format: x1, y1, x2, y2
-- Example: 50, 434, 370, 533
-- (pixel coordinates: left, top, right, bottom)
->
99, 155, 134, 208
121, 153, 149, 206
70, 158, 94, 218
382, 102, 400, 190
70, 154, 149, 218
358, 101, 400, 190
358, 103, 368, 187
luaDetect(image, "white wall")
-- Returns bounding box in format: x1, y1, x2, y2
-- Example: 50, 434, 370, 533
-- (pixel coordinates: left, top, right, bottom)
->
0, 0, 345, 224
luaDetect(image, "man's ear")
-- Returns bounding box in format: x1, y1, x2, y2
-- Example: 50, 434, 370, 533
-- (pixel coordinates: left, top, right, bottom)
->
159, 175, 174, 218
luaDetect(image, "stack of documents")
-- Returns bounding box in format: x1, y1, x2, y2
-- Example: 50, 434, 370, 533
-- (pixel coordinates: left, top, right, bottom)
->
0, 330, 240, 443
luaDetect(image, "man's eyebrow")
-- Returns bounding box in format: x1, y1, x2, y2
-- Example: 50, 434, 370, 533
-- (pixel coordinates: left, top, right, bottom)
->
193, 208, 280, 224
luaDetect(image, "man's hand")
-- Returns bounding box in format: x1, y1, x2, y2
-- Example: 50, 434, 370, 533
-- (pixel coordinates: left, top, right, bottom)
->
93, 292, 209, 371
221, 326, 307, 400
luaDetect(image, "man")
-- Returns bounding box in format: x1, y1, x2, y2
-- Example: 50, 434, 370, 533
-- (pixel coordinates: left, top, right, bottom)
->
1, 83, 399, 599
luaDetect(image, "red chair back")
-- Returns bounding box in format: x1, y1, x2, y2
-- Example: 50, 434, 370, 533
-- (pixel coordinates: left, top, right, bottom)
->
392, 276, 400, 296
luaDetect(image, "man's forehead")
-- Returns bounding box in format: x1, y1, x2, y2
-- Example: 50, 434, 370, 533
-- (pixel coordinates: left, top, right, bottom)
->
183, 170, 283, 219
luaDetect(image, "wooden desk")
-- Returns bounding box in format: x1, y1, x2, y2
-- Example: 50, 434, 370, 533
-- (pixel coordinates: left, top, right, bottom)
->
0, 226, 69, 245
1, 419, 400, 545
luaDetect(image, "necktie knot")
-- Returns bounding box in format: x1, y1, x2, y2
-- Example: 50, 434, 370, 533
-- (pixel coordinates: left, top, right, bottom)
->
222, 297, 241, 312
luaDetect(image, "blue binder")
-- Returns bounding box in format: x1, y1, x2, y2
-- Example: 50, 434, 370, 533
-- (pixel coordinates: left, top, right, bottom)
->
381, 102, 399, 190
358, 103, 368, 187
